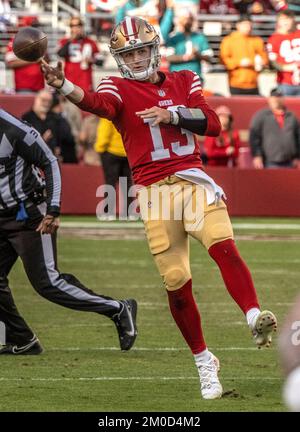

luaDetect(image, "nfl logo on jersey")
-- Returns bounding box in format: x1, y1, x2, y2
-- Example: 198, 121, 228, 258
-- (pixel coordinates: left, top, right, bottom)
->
158, 89, 166, 97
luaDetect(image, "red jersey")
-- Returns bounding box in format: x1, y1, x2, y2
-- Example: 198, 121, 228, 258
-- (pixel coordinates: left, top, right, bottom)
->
5, 39, 44, 92
199, 0, 237, 14
58, 37, 99, 91
77, 70, 221, 186
204, 130, 241, 167
267, 30, 300, 85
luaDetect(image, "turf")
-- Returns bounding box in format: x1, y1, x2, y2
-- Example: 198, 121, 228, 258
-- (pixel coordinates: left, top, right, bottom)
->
1, 221, 299, 412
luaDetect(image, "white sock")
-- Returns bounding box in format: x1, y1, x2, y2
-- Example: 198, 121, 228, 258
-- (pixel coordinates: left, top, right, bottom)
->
194, 349, 211, 365
246, 307, 261, 329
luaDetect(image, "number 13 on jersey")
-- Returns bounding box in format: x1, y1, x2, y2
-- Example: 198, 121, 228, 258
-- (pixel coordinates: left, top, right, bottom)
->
144, 106, 196, 161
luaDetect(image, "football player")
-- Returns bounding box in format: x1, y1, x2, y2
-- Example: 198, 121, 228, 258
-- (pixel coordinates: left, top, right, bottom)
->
41, 17, 277, 400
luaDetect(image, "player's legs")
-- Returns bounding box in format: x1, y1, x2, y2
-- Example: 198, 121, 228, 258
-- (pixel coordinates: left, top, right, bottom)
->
0, 231, 35, 344
9, 228, 121, 317
185, 187, 276, 347
138, 180, 222, 399
6, 206, 137, 350
138, 180, 206, 350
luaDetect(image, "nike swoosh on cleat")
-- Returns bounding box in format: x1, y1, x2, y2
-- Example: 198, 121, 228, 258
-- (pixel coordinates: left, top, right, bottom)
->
12, 339, 37, 354
125, 329, 136, 337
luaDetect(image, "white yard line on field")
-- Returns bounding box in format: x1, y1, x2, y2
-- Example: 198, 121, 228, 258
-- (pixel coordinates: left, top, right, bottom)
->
47, 347, 262, 352
61, 221, 300, 230
0, 376, 281, 382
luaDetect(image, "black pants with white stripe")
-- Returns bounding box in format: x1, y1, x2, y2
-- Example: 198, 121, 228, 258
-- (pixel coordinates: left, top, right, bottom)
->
0, 204, 120, 345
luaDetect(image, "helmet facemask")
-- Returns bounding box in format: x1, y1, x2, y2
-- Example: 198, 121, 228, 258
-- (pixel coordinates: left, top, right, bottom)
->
111, 38, 161, 81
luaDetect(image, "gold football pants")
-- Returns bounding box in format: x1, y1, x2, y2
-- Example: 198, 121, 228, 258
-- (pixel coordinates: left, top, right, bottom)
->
138, 175, 234, 291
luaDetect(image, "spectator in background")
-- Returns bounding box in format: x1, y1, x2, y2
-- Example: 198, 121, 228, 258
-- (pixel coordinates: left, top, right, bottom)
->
283, 1, 300, 14
234, 0, 285, 13
5, 17, 45, 93
57, 17, 101, 92
87, 0, 119, 36
116, 0, 164, 30
78, 114, 100, 165
220, 14, 268, 95
249, 88, 300, 169
89, 0, 120, 11
61, 98, 82, 146
173, 0, 199, 15
161, 3, 213, 81
199, 0, 238, 14
268, 10, 300, 96
204, 105, 241, 167
50, 93, 78, 164
0, 0, 17, 30
94, 118, 133, 219
0, 0, 11, 18
116, 1, 152, 23
22, 90, 59, 156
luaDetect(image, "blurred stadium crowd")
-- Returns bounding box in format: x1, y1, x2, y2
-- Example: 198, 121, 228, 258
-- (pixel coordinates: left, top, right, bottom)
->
1, 0, 300, 171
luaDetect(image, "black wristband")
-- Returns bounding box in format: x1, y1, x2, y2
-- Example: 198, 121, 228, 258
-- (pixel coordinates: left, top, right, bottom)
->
47, 206, 60, 217
177, 107, 207, 135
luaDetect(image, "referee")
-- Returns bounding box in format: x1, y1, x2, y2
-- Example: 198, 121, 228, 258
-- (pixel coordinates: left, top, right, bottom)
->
0, 108, 137, 355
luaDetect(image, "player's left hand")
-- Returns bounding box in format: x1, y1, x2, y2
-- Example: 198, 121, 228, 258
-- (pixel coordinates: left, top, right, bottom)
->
36, 215, 60, 235
136, 107, 171, 126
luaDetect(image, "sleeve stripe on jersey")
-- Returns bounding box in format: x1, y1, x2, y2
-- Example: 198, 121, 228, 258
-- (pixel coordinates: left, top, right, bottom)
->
97, 89, 123, 102
50, 159, 61, 207
193, 74, 200, 81
97, 84, 119, 91
99, 79, 114, 84
96, 79, 114, 90
191, 80, 201, 89
189, 86, 202, 95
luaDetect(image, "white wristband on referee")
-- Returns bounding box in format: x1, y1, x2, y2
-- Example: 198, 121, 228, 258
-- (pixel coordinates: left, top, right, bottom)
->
58, 78, 75, 96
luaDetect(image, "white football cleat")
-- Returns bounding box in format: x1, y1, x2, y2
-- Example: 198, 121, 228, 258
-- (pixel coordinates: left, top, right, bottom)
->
251, 310, 277, 348
196, 352, 223, 399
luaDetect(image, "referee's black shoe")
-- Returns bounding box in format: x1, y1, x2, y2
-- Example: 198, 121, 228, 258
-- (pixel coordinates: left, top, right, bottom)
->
0, 336, 43, 355
112, 299, 138, 351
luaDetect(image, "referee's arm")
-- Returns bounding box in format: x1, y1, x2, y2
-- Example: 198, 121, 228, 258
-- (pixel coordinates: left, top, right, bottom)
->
15, 128, 62, 217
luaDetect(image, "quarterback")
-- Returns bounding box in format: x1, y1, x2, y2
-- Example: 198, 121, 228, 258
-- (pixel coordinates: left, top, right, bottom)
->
41, 17, 277, 399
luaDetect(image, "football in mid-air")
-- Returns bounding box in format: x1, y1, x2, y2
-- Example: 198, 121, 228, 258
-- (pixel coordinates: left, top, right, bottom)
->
13, 27, 47, 62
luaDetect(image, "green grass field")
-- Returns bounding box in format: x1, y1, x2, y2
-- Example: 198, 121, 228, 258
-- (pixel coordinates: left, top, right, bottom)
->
1, 217, 300, 412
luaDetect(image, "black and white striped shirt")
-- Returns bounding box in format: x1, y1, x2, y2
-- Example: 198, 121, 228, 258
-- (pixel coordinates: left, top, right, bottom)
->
0, 109, 61, 216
